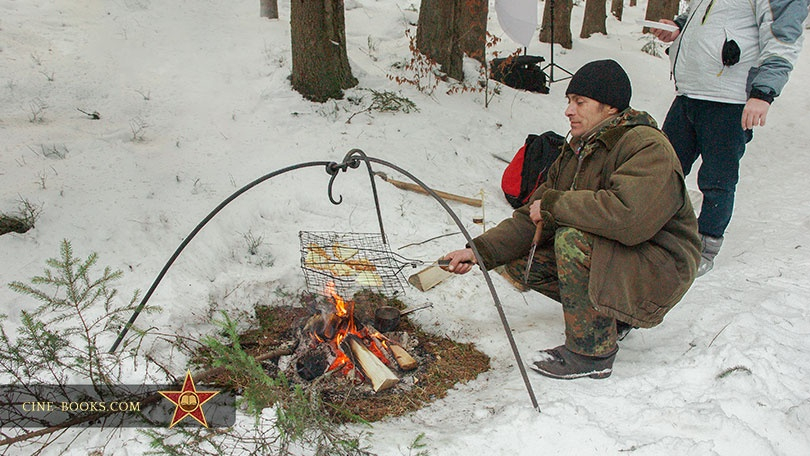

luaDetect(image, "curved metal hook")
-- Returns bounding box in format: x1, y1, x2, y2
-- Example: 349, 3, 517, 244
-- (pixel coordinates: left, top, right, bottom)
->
326, 162, 344, 205
325, 150, 363, 205
324, 150, 388, 241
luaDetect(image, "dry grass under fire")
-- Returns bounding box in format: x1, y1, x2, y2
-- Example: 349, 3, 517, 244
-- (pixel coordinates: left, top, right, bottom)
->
195, 290, 491, 423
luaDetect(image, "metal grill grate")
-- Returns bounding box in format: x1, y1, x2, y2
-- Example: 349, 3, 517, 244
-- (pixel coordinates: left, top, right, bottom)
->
299, 231, 416, 297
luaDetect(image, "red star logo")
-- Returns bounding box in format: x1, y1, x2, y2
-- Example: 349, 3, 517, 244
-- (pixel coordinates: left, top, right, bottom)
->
159, 370, 219, 428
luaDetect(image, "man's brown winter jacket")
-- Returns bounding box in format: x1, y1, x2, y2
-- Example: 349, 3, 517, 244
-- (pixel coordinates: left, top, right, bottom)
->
473, 109, 701, 327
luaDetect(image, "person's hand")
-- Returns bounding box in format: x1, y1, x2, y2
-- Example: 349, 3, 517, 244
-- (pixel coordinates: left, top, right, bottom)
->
441, 248, 476, 275
529, 200, 543, 225
650, 19, 680, 42
742, 98, 770, 129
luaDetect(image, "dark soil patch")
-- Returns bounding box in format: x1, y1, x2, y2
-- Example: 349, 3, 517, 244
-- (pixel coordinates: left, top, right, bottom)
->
196, 290, 490, 422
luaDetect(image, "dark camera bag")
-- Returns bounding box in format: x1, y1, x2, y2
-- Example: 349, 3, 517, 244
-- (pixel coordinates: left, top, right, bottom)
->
490, 55, 550, 94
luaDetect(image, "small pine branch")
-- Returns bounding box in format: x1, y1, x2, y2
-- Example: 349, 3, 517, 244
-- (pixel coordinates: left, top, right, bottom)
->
198, 311, 373, 455
4, 239, 151, 386
347, 89, 418, 123
716, 365, 752, 379
200, 311, 282, 417
408, 432, 431, 456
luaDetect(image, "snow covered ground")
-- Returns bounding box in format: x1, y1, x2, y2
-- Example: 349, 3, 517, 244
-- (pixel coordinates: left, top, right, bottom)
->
1, 0, 809, 454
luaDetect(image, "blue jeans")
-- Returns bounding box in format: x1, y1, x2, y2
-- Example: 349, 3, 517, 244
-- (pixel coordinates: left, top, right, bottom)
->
662, 96, 753, 238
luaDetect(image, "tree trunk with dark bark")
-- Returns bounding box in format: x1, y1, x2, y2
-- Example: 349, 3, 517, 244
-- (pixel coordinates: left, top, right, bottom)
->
539, 0, 573, 50
260, 0, 278, 18
458, 0, 488, 65
580, 0, 608, 38
290, 0, 357, 102
611, 0, 624, 21
644, 0, 679, 28
416, 0, 464, 81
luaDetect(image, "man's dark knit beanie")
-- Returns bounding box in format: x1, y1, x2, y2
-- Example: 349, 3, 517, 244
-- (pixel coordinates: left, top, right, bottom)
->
565, 59, 632, 111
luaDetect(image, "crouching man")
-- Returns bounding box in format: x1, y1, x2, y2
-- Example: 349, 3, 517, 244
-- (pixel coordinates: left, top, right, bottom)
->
442, 60, 701, 380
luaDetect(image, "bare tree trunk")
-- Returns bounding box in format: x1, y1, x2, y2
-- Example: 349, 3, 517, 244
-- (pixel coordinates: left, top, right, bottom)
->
416, 0, 464, 80
580, 0, 608, 38
611, 0, 624, 21
290, 0, 357, 102
539, 0, 573, 50
458, 0, 488, 65
260, 0, 278, 18
644, 0, 679, 29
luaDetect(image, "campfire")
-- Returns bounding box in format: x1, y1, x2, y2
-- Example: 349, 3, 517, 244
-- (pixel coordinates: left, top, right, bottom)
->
300, 283, 417, 392
198, 289, 490, 423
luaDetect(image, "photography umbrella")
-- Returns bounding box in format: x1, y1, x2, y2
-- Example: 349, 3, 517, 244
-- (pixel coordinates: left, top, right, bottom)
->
494, 0, 538, 47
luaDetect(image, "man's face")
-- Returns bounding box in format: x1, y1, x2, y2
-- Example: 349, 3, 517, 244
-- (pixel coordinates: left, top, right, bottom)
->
565, 95, 617, 138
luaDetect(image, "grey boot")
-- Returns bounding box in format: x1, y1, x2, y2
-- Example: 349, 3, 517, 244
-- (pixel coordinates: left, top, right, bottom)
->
697, 234, 723, 277
530, 345, 617, 379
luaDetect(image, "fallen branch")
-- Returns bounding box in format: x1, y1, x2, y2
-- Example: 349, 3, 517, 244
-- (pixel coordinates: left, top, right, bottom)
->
708, 322, 731, 347
76, 108, 100, 120
374, 172, 482, 207
397, 232, 460, 250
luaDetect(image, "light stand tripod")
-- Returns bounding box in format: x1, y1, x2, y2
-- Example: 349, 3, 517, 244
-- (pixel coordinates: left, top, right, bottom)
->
541, 0, 573, 83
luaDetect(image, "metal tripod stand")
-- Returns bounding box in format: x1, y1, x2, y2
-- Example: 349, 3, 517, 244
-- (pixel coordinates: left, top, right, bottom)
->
541, 0, 573, 83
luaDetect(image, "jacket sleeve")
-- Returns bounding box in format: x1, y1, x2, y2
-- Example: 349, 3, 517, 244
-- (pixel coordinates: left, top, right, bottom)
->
469, 149, 567, 269
748, 0, 808, 102
470, 203, 535, 270
539, 128, 684, 247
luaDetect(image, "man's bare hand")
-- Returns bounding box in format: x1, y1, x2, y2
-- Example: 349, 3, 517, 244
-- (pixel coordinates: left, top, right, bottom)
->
650, 19, 680, 42
529, 200, 543, 225
440, 248, 476, 275
742, 98, 770, 129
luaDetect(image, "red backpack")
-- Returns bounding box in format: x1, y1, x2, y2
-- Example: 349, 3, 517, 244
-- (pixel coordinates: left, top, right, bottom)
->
501, 131, 565, 208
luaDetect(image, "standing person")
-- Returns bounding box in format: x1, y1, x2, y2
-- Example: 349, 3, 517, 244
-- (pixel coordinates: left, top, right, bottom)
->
442, 60, 700, 380
651, 0, 808, 276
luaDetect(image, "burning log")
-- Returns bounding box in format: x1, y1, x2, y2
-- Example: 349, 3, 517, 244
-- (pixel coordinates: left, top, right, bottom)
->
341, 335, 399, 392
295, 344, 331, 381
303, 282, 421, 390
365, 323, 418, 371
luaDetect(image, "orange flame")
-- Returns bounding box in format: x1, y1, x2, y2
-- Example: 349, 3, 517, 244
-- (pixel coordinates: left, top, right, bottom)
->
310, 282, 392, 377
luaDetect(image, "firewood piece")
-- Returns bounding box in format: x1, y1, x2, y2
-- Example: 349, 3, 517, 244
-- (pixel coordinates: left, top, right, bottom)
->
408, 264, 452, 291
388, 344, 417, 371
346, 336, 398, 392
362, 323, 418, 372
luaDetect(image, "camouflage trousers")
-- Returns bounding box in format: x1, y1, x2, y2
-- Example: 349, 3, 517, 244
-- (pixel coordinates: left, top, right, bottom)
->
503, 227, 618, 356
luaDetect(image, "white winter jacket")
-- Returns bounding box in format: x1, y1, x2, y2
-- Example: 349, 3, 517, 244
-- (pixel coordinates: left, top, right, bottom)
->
668, 0, 808, 104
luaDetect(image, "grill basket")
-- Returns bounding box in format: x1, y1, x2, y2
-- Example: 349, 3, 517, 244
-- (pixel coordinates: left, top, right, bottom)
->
299, 231, 417, 297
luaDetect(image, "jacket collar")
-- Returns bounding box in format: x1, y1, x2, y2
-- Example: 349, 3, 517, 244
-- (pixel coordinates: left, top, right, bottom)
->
572, 108, 658, 153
